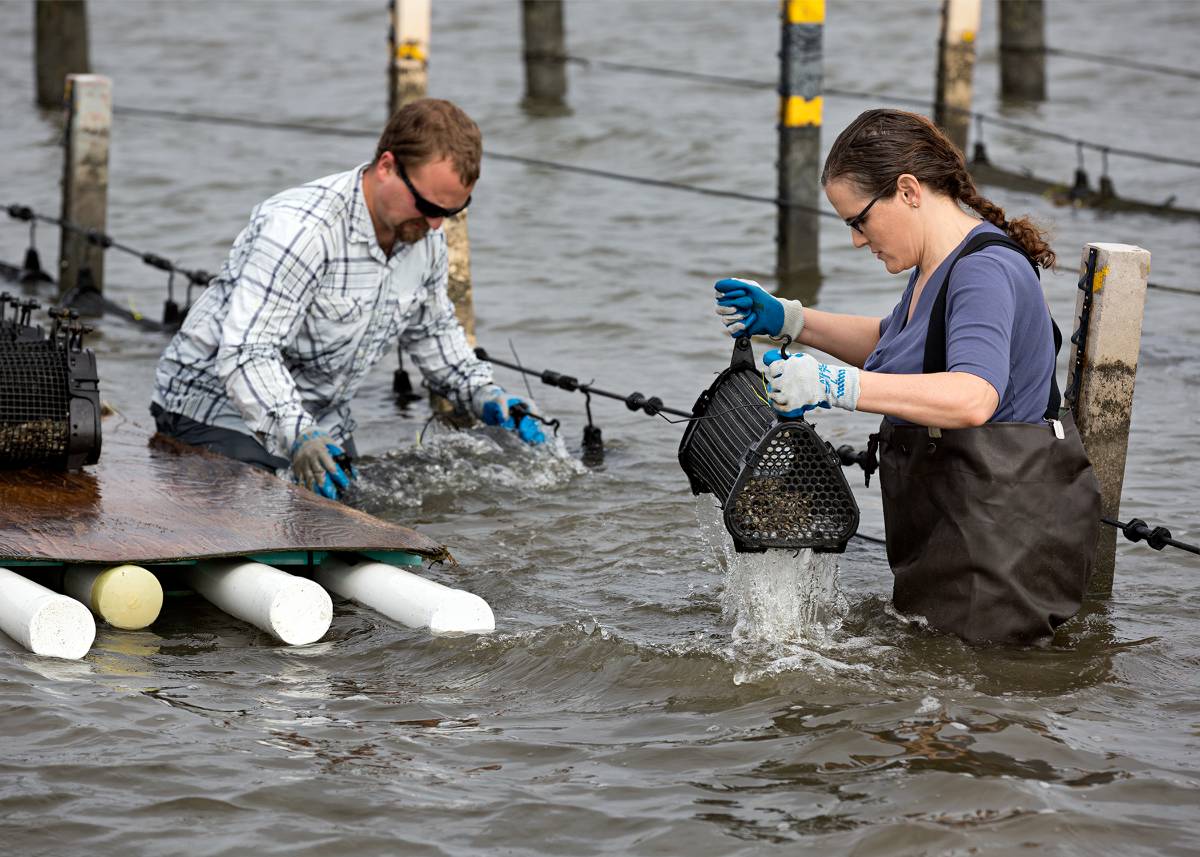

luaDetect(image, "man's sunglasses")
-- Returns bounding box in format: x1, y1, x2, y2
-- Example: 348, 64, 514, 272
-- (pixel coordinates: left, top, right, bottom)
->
845, 187, 893, 234
396, 160, 471, 219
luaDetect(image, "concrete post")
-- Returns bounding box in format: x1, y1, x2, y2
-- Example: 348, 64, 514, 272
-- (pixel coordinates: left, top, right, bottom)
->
444, 212, 476, 346
521, 0, 569, 115
777, 0, 823, 285
998, 0, 1046, 101
1066, 243, 1151, 596
34, 0, 89, 109
933, 0, 981, 152
388, 0, 430, 115
59, 74, 111, 299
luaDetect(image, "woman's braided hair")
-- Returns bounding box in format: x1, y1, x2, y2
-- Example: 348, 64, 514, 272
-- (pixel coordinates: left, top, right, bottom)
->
821, 109, 1055, 269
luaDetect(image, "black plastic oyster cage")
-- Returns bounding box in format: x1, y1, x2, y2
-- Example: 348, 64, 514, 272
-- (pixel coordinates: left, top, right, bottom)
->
0, 295, 101, 471
677, 337, 859, 553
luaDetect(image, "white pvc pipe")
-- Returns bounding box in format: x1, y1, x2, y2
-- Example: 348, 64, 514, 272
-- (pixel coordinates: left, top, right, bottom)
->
190, 560, 332, 646
0, 567, 96, 659
315, 556, 495, 635
64, 564, 163, 631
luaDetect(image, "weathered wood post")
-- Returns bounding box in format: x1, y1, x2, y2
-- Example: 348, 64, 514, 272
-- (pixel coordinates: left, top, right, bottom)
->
520, 0, 569, 115
998, 0, 1046, 101
933, 0, 981, 152
777, 0, 823, 289
388, 0, 430, 117
59, 74, 111, 300
34, 0, 89, 109
1066, 243, 1151, 596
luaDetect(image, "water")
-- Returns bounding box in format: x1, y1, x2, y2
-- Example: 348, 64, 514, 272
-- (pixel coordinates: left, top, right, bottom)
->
2, 1, 1200, 854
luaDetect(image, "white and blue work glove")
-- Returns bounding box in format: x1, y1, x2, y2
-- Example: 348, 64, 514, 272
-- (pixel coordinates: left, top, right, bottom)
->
762, 349, 860, 418
291, 429, 353, 500
714, 278, 805, 339
474, 385, 546, 445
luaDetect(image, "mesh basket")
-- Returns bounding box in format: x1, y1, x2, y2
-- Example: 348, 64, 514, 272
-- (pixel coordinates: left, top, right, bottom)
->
678, 337, 859, 553
0, 304, 101, 471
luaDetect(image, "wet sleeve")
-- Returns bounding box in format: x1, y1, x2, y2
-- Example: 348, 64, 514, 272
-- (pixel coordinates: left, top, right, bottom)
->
400, 234, 495, 414
944, 255, 1016, 400
214, 212, 324, 458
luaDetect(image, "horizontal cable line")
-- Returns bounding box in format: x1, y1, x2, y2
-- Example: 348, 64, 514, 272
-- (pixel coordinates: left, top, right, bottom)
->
1041, 46, 1200, 82
1147, 281, 1200, 297
564, 55, 773, 91
4, 203, 213, 285
563, 55, 1200, 170
113, 105, 836, 216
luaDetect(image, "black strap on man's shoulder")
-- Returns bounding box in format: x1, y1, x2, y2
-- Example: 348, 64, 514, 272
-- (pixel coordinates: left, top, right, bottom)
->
921, 232, 1062, 421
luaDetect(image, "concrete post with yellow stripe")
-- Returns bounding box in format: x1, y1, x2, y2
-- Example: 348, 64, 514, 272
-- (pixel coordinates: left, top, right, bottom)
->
388, 0, 430, 115
777, 0, 824, 286
1066, 243, 1151, 596
933, 0, 981, 152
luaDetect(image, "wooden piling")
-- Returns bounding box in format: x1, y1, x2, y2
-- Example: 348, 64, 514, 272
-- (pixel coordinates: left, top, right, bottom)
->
933, 0, 981, 152
521, 0, 569, 115
59, 74, 111, 300
1066, 243, 1151, 597
34, 0, 89, 109
777, 0, 824, 284
999, 0, 1046, 101
388, 0, 430, 116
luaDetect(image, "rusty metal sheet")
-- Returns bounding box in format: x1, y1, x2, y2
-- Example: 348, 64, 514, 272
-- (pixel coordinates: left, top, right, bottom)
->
0, 415, 450, 565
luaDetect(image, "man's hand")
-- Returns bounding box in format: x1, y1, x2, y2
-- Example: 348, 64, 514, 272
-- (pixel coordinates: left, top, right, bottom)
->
291, 429, 352, 499
714, 278, 804, 338
763, 350, 860, 417
474, 385, 546, 445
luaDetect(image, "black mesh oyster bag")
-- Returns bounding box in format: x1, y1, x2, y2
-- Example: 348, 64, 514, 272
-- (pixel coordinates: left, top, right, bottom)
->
678, 337, 859, 553
0, 303, 101, 471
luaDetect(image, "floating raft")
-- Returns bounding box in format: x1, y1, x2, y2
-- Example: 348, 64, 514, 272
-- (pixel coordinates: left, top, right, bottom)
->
0, 414, 449, 566
0, 415, 496, 657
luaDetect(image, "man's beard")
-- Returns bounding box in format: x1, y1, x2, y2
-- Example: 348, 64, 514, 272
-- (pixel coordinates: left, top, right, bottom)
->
397, 217, 431, 244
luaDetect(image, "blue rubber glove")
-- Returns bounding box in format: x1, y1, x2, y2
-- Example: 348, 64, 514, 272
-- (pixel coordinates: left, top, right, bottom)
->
291, 429, 352, 500
763, 349, 860, 418
714, 277, 805, 338
476, 385, 546, 445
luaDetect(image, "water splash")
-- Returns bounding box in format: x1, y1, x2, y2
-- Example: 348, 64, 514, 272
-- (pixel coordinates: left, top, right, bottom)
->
695, 500, 848, 648
351, 426, 585, 511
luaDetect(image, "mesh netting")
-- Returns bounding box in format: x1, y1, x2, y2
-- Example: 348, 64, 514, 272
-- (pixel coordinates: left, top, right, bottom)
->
0, 298, 101, 470
678, 337, 859, 553
0, 341, 71, 464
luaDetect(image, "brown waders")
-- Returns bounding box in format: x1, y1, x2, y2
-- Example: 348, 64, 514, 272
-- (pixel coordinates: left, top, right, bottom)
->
874, 234, 1101, 644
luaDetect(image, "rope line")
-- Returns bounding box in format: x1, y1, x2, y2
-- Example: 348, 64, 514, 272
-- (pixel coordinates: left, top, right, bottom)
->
113, 105, 836, 216
1041, 46, 1200, 83
563, 55, 1200, 170
4, 203, 213, 287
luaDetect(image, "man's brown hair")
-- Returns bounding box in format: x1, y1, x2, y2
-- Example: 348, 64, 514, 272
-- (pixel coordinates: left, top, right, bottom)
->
374, 98, 482, 186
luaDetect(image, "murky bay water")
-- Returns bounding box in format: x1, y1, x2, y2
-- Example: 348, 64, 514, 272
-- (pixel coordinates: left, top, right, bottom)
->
2, 2, 1199, 854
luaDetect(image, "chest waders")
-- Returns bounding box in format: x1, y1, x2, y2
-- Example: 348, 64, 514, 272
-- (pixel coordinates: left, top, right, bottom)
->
875, 233, 1101, 644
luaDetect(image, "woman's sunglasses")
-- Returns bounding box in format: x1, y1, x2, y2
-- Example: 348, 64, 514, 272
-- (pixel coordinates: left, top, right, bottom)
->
396, 161, 471, 219
845, 188, 892, 234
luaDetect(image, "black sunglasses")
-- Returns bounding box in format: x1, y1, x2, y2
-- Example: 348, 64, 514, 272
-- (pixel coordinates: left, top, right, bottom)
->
845, 187, 893, 234
396, 161, 471, 219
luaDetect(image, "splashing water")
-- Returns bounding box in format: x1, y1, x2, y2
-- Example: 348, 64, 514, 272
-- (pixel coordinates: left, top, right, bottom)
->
695, 500, 848, 648
350, 425, 585, 510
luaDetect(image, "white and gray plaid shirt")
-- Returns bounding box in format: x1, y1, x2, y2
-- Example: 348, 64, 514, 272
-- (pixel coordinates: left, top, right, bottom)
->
152, 164, 493, 459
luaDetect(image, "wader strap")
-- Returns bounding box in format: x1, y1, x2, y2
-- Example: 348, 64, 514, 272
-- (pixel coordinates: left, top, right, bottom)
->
921, 233, 1063, 421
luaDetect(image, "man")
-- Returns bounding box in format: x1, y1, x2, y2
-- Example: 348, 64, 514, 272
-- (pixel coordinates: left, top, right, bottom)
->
151, 98, 538, 500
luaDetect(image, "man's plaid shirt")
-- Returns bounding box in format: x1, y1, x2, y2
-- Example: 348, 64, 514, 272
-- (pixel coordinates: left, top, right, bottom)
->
152, 165, 493, 459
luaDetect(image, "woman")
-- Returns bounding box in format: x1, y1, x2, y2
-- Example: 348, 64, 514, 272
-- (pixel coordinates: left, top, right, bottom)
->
714, 109, 1100, 645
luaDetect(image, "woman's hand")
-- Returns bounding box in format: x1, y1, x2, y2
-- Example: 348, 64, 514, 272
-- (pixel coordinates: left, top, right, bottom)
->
714, 278, 804, 338
763, 349, 861, 416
